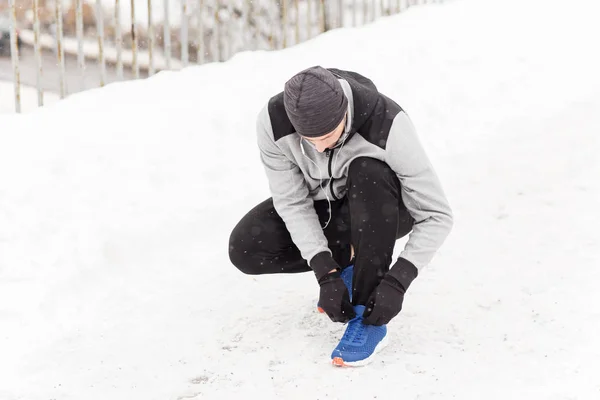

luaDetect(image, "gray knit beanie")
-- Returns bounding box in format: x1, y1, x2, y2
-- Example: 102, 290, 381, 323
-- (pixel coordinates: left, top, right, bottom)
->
283, 66, 348, 138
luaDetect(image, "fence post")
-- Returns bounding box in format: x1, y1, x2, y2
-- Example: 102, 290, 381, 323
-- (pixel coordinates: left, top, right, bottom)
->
215, 1, 221, 61
243, 0, 250, 50
96, 0, 106, 87
75, 0, 86, 88
269, 2, 274, 50
295, 0, 300, 45
319, 0, 326, 33
130, 0, 139, 78
306, 0, 312, 39
226, 2, 232, 61
115, 0, 123, 79
164, 0, 172, 69
371, 0, 376, 21
282, 0, 288, 48
8, 0, 20, 113
148, 0, 155, 75
181, 0, 189, 66
56, 0, 67, 98
197, 0, 204, 63
33, 0, 44, 106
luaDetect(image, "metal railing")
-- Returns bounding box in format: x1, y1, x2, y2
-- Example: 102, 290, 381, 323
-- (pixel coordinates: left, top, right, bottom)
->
5, 0, 441, 113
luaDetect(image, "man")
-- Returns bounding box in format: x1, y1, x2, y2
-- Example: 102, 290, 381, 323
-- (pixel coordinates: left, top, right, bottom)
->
229, 66, 453, 367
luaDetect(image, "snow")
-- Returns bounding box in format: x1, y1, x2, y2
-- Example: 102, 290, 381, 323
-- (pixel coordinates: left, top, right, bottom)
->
1, 0, 600, 398
0, 81, 59, 114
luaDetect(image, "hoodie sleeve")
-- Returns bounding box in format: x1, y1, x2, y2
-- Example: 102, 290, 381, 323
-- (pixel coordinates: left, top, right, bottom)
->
255, 106, 338, 279
384, 111, 454, 278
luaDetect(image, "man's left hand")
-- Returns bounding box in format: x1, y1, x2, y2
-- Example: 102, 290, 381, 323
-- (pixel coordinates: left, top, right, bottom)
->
363, 274, 407, 326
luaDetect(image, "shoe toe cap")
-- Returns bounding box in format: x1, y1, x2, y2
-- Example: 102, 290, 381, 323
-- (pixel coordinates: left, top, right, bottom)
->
331, 347, 371, 362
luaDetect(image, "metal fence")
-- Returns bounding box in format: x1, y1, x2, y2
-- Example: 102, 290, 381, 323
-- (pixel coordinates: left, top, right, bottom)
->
5, 0, 441, 113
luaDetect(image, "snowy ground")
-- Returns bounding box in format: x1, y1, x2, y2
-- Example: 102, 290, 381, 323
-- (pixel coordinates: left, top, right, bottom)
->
1, 0, 600, 399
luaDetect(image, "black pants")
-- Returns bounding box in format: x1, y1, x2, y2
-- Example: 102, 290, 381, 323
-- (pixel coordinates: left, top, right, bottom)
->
228, 157, 414, 305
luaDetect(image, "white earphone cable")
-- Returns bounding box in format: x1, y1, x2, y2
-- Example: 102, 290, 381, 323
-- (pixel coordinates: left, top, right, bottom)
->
300, 137, 332, 230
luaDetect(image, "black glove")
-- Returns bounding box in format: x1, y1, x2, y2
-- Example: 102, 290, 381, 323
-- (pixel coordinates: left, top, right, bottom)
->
318, 271, 356, 323
363, 258, 418, 326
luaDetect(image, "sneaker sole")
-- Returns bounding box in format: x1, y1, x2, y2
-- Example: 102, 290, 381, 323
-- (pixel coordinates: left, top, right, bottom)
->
331, 334, 389, 367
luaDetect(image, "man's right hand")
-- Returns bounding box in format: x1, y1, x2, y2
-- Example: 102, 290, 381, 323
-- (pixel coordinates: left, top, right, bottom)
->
318, 271, 355, 323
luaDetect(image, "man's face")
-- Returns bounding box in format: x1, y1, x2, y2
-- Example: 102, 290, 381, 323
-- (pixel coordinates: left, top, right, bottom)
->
301, 114, 347, 153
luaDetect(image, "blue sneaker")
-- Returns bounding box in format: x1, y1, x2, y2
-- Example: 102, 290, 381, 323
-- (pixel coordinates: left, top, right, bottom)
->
317, 265, 353, 313
331, 305, 388, 367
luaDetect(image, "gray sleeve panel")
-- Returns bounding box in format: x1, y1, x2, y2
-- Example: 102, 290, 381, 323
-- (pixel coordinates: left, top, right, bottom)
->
385, 112, 454, 271
255, 105, 331, 266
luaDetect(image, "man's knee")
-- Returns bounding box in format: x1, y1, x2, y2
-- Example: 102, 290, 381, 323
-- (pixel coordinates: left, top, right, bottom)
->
228, 226, 261, 275
348, 157, 395, 181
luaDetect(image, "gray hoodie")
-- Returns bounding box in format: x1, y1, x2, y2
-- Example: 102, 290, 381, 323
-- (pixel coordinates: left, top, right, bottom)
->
256, 69, 453, 275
